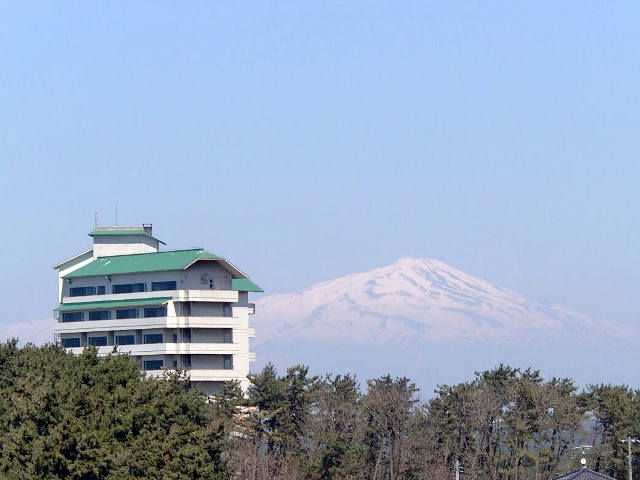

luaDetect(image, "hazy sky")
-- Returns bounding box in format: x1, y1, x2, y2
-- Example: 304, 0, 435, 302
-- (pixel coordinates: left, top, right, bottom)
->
1, 2, 639, 328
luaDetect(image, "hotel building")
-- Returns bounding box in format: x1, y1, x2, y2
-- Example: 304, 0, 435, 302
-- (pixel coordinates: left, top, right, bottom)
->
52, 225, 262, 394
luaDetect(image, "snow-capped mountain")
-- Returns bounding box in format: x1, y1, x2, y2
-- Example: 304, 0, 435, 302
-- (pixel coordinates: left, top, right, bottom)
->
252, 258, 639, 393
253, 257, 630, 348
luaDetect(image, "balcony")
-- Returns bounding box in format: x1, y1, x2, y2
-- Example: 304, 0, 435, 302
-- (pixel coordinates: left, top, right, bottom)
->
188, 369, 241, 382
61, 289, 239, 305
120, 343, 240, 356
142, 369, 241, 382
53, 315, 241, 333
64, 343, 240, 356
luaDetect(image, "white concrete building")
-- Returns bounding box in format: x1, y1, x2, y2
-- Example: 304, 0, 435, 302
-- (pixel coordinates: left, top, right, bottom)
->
52, 225, 262, 394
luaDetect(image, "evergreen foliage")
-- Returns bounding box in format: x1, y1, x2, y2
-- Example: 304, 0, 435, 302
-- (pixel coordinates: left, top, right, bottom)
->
1, 340, 638, 479
0, 340, 228, 479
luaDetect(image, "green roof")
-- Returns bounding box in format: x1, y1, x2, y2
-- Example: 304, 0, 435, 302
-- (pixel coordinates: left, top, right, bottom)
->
55, 297, 172, 312
64, 249, 227, 279
232, 278, 264, 293
89, 228, 165, 244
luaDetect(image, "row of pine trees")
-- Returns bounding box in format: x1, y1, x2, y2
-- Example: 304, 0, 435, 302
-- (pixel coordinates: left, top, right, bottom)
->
0, 340, 637, 479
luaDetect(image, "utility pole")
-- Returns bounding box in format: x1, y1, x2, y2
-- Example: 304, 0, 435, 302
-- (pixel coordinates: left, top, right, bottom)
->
454, 459, 461, 480
621, 437, 639, 480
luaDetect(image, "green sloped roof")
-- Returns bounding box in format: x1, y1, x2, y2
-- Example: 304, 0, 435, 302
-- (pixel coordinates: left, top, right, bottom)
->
55, 297, 172, 312
89, 228, 165, 244
64, 249, 224, 278
232, 278, 264, 292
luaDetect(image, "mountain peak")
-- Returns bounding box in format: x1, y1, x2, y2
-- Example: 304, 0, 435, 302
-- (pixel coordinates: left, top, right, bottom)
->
253, 257, 630, 349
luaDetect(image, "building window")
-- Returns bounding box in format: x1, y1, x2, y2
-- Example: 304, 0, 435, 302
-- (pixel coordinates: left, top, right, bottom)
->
61, 338, 80, 348
209, 279, 214, 289
61, 311, 84, 323
172, 334, 178, 343
144, 306, 167, 318
223, 355, 233, 370
172, 360, 178, 368
143, 333, 163, 344
69, 286, 96, 297
88, 336, 107, 347
89, 310, 111, 321
112, 283, 146, 294
97, 286, 106, 295
143, 360, 163, 370
223, 330, 232, 343
151, 281, 177, 291
115, 335, 135, 345
223, 304, 232, 317
116, 309, 139, 319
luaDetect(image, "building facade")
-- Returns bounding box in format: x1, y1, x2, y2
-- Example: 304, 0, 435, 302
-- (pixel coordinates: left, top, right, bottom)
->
52, 225, 262, 394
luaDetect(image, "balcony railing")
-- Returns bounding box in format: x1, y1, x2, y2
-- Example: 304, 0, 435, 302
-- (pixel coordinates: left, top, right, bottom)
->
53, 315, 242, 333
61, 289, 239, 304
63, 343, 241, 356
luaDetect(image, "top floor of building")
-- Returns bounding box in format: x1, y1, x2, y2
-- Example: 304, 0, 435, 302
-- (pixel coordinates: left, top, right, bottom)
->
52, 224, 262, 304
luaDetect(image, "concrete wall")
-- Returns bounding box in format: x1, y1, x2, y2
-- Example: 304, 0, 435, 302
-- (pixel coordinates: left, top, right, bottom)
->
180, 262, 233, 290
93, 235, 159, 258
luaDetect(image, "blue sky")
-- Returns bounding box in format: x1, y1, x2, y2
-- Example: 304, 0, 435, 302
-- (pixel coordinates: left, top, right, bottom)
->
1, 2, 639, 328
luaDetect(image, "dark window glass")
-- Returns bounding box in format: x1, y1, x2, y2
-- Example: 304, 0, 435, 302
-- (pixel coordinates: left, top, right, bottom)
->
144, 306, 167, 318
89, 310, 110, 321
112, 283, 146, 294
61, 338, 80, 348
115, 335, 135, 345
116, 309, 139, 319
88, 336, 107, 347
143, 333, 163, 344
151, 281, 177, 291
143, 360, 163, 370
61, 312, 84, 322
69, 286, 96, 297
97, 286, 106, 295
223, 355, 233, 370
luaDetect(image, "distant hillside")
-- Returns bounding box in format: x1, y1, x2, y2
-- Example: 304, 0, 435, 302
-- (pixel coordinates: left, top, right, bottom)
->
0, 318, 55, 346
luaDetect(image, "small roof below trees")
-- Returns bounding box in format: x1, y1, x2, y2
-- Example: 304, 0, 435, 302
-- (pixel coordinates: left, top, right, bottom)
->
552, 468, 616, 480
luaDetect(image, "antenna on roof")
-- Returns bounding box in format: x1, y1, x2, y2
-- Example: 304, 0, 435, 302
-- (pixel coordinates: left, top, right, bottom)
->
94, 211, 98, 227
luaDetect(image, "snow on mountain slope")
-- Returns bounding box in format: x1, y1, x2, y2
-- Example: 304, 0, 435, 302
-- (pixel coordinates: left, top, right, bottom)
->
252, 257, 632, 348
